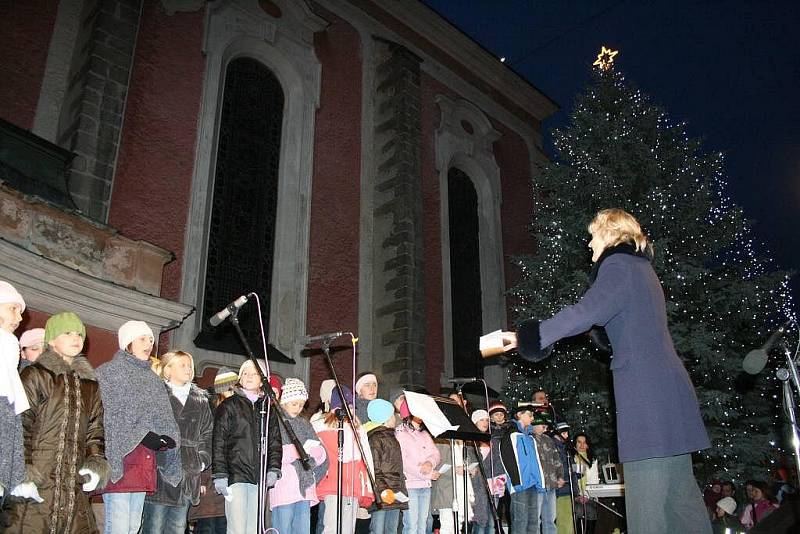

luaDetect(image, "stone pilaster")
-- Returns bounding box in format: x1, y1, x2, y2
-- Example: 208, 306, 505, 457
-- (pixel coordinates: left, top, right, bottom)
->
57, 0, 142, 221
370, 38, 426, 389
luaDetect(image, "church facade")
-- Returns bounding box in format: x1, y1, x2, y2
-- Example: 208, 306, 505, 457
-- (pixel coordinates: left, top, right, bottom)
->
0, 0, 556, 397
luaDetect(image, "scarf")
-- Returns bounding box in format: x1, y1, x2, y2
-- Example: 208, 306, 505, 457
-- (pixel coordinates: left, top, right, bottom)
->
280, 413, 329, 494
96, 349, 182, 485
0, 330, 29, 414
167, 381, 191, 405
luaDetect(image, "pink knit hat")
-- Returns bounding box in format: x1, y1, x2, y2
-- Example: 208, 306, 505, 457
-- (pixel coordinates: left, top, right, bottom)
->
0, 281, 25, 312
18, 328, 45, 349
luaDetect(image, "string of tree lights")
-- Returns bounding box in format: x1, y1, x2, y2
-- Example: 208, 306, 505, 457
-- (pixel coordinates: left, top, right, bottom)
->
505, 54, 795, 483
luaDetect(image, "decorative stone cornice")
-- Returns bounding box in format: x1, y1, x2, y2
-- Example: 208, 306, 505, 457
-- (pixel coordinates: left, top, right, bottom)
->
0, 184, 173, 296
361, 0, 559, 122
0, 238, 194, 332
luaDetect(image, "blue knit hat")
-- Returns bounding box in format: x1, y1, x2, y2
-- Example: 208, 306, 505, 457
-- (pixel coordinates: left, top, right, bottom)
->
367, 398, 394, 425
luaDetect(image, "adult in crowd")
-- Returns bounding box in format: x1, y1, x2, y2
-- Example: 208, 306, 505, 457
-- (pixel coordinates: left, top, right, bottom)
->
502, 208, 711, 534
572, 433, 599, 534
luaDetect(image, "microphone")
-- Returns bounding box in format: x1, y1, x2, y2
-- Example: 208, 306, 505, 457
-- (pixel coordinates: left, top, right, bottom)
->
448, 377, 481, 385
305, 331, 345, 344
743, 320, 793, 375
208, 295, 249, 327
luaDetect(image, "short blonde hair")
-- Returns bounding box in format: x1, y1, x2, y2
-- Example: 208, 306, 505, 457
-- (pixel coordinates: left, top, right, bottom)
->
588, 208, 648, 253
160, 350, 195, 381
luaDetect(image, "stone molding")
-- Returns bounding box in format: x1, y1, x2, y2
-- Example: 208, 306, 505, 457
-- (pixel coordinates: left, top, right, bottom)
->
0, 184, 173, 296
177, 0, 327, 379
0, 238, 193, 333
434, 95, 507, 389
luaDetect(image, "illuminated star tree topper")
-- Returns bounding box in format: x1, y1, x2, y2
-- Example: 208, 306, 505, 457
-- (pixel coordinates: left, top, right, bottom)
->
593, 45, 619, 71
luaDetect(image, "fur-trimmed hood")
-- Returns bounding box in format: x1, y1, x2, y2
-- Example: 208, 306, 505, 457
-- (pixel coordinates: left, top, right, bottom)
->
34, 350, 96, 381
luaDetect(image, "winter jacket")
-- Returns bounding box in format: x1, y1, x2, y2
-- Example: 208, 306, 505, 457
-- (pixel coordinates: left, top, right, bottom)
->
367, 425, 408, 511
395, 423, 441, 489
499, 422, 544, 494
212, 390, 281, 485
269, 413, 327, 509
553, 437, 578, 497
147, 383, 213, 506
314, 418, 374, 507
431, 441, 478, 513
533, 433, 562, 490
2, 350, 110, 534
517, 244, 710, 463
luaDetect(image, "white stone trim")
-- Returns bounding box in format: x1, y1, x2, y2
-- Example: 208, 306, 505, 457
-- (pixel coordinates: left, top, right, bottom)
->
32, 0, 87, 143
435, 95, 507, 392
177, 0, 326, 378
0, 238, 194, 332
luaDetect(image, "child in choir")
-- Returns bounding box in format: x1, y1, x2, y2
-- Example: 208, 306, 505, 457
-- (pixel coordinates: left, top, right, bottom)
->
499, 404, 545, 534
270, 378, 329, 534
212, 359, 282, 534
531, 411, 564, 534
142, 350, 213, 533
96, 320, 182, 534
3, 311, 110, 533
365, 398, 408, 534
314, 385, 374, 534
0, 282, 28, 499
354, 372, 379, 423
17, 327, 45, 370
396, 400, 440, 534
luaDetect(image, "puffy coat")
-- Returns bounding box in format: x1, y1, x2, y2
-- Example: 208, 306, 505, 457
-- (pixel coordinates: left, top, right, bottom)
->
367, 425, 408, 511
147, 383, 213, 506
212, 390, 281, 484
315, 419, 374, 507
2, 350, 110, 534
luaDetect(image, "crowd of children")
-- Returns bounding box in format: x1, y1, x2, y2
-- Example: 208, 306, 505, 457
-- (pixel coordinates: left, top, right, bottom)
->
0, 279, 610, 534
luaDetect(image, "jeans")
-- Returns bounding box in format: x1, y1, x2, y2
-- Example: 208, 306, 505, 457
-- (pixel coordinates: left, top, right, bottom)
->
403, 488, 431, 534
272, 500, 312, 534
623, 454, 711, 534
323, 495, 358, 534
510, 487, 539, 534
103, 491, 146, 534
471, 519, 496, 534
195, 516, 227, 534
370, 509, 400, 534
537, 489, 557, 534
141, 501, 190, 534
225, 482, 259, 534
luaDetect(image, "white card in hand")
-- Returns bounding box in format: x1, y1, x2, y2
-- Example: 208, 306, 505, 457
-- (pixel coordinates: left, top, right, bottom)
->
394, 491, 409, 503
438, 463, 452, 474
303, 439, 320, 453
479, 330, 509, 358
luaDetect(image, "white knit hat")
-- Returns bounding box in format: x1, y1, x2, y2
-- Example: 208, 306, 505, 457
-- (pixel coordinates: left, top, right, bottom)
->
716, 496, 737, 516
471, 409, 489, 424
118, 320, 154, 350
0, 281, 25, 312
281, 378, 308, 404
355, 373, 377, 397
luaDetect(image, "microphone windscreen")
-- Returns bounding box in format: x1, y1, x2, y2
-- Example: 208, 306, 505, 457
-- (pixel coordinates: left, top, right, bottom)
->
742, 349, 768, 375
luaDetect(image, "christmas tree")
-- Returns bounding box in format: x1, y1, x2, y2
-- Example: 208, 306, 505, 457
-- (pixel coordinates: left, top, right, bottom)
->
505, 56, 794, 483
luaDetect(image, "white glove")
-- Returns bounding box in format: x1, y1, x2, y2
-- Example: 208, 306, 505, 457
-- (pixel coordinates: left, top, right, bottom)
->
79, 468, 100, 492
10, 482, 44, 503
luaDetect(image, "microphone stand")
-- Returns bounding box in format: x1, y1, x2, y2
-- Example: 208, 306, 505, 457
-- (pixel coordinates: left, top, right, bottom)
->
456, 382, 502, 534
777, 340, 800, 477
315, 336, 382, 516
336, 407, 346, 534
226, 305, 312, 534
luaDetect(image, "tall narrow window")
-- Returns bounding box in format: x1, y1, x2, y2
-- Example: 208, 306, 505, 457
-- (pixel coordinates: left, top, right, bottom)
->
448, 167, 483, 378
195, 58, 284, 354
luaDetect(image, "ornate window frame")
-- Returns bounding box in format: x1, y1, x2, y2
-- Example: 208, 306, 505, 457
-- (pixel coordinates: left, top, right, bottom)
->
435, 95, 507, 389
175, 0, 327, 378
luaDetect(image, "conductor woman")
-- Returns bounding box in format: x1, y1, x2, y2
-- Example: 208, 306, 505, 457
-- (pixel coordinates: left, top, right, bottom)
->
502, 208, 711, 534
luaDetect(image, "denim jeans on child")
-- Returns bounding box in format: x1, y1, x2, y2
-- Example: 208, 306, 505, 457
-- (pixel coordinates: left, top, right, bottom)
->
272, 500, 312, 534
141, 501, 190, 533
103, 491, 146, 534
402, 488, 431, 534
510, 487, 540, 534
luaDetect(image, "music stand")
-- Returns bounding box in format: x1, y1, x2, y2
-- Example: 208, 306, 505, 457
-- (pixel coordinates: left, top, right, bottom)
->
405, 391, 488, 533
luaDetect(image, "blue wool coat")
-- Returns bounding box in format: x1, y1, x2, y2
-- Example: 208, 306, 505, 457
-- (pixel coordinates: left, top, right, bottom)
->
517, 245, 710, 463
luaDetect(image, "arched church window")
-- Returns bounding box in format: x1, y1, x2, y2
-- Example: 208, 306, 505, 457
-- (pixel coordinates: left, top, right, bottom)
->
194, 57, 284, 354
448, 167, 483, 379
